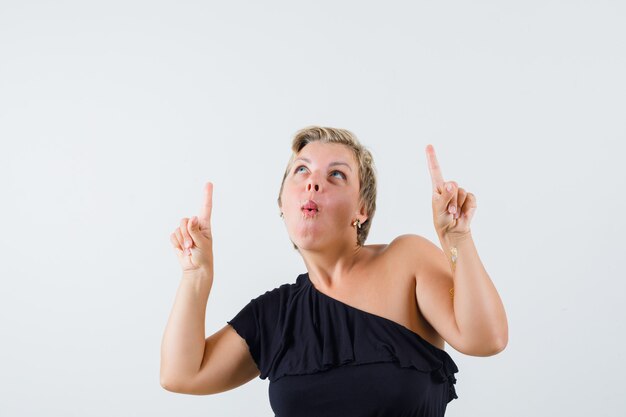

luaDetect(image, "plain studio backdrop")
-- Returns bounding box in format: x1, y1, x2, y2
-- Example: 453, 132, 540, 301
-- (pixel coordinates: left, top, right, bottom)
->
1, 1, 624, 416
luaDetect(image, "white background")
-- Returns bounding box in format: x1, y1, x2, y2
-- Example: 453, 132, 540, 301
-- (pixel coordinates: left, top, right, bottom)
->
1, 1, 624, 416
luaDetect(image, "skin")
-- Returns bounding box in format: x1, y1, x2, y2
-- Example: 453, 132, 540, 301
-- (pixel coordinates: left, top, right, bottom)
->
277, 141, 504, 354
277, 141, 452, 349
278, 141, 370, 290
425, 143, 476, 237
171, 143, 502, 351
162, 140, 504, 395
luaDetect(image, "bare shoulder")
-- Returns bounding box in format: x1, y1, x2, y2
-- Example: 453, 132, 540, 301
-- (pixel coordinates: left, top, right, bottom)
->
385, 233, 432, 267
370, 234, 448, 349
392, 234, 466, 353
388, 233, 450, 281
387, 233, 429, 249
360, 234, 432, 283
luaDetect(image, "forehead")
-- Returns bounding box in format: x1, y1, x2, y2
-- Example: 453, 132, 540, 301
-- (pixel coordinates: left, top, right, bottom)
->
296, 142, 355, 165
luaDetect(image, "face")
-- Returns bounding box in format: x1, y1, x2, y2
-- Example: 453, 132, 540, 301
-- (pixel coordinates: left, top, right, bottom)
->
279, 141, 366, 250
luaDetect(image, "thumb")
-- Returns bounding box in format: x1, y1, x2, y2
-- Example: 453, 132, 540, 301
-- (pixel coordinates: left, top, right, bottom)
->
187, 216, 205, 248
443, 181, 458, 210
444, 181, 456, 196
434, 182, 455, 210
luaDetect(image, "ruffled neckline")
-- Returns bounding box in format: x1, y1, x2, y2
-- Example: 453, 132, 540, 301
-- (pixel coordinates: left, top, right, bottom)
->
301, 272, 451, 356
250, 272, 460, 403
273, 272, 459, 403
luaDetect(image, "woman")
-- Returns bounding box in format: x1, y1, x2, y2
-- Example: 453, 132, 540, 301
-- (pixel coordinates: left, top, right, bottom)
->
160, 126, 508, 416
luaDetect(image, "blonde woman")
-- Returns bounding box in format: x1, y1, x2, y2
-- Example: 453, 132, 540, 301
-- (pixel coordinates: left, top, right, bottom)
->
161, 126, 508, 416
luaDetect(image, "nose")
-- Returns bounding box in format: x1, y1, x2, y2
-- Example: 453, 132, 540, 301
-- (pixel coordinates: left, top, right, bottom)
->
306, 173, 321, 192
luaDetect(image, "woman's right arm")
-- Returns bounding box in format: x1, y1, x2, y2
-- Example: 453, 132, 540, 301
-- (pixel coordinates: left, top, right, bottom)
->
160, 270, 211, 390
160, 182, 259, 394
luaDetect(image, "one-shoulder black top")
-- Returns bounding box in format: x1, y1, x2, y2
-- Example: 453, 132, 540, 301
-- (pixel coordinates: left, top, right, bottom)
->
227, 272, 459, 417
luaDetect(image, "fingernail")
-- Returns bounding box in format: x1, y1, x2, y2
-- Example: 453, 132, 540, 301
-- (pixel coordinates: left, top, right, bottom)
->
184, 240, 191, 248
449, 205, 456, 214
446, 183, 453, 192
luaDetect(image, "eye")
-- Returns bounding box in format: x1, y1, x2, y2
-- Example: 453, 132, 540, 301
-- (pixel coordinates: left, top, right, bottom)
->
293, 165, 346, 180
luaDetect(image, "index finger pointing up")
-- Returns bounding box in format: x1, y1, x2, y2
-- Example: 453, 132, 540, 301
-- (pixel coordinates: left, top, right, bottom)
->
199, 181, 213, 223
425, 144, 445, 190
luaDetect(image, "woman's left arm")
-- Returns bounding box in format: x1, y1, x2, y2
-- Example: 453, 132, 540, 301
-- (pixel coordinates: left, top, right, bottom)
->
439, 231, 508, 354
421, 144, 508, 355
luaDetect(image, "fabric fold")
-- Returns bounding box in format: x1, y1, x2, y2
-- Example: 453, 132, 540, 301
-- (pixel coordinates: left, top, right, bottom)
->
227, 272, 459, 404
248, 273, 459, 403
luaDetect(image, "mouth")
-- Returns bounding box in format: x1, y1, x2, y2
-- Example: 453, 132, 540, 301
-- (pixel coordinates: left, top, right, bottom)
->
300, 199, 319, 218
301, 199, 319, 211
301, 207, 319, 217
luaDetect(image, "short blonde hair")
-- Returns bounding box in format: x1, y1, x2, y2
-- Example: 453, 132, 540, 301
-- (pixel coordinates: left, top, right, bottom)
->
277, 126, 377, 249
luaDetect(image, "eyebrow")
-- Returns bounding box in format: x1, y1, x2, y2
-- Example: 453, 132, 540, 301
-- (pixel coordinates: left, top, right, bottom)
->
294, 157, 353, 172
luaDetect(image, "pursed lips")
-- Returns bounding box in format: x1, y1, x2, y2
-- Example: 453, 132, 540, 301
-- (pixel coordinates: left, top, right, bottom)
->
301, 200, 319, 216
301, 200, 319, 211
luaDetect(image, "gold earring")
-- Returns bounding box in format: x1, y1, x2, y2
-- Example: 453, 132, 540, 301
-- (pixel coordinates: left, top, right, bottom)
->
352, 219, 361, 229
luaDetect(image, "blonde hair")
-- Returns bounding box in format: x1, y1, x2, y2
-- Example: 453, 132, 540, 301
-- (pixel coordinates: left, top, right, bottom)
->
277, 126, 377, 249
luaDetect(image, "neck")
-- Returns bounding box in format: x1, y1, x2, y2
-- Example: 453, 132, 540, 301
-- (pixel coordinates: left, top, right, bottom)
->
300, 241, 365, 290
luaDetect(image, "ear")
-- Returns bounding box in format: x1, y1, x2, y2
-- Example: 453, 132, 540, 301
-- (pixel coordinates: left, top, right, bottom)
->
357, 200, 368, 224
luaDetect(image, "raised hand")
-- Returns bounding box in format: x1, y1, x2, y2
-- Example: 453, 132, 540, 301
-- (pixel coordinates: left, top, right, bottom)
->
425, 145, 477, 238
169, 181, 214, 275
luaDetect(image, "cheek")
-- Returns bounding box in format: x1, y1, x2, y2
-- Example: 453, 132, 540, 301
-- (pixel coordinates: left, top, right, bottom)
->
326, 197, 355, 217
280, 183, 295, 204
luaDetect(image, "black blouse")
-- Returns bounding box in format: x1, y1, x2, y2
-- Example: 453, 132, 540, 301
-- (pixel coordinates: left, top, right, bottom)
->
227, 272, 459, 417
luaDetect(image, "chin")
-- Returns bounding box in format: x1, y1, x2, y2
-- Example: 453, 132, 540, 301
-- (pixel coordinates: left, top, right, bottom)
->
293, 236, 324, 250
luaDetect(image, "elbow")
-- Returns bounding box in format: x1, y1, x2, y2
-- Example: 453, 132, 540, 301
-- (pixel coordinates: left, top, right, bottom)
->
160, 367, 173, 391
496, 334, 508, 352
481, 324, 508, 356
160, 376, 179, 393
486, 334, 508, 356
160, 373, 187, 393
462, 334, 508, 357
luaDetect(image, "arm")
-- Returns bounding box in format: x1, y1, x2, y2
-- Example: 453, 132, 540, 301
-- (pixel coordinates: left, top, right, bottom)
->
420, 144, 508, 356
160, 271, 260, 394
414, 233, 508, 356
161, 182, 259, 394
160, 271, 213, 388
